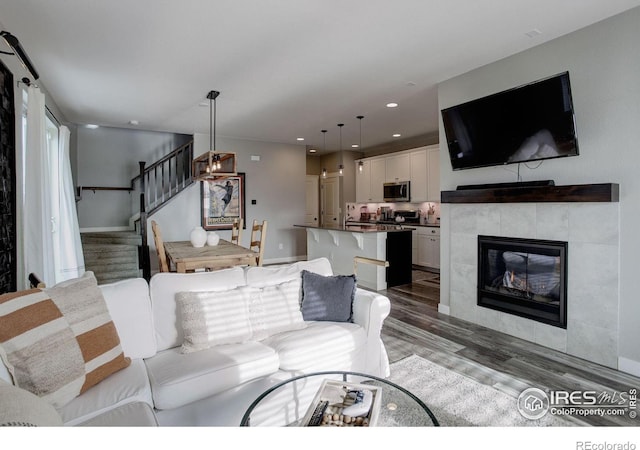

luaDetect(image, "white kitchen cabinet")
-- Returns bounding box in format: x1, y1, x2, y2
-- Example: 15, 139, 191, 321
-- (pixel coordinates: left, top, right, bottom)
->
417, 226, 440, 269
425, 233, 440, 269
427, 146, 440, 202
409, 148, 428, 202
355, 160, 371, 203
370, 158, 385, 201
355, 157, 385, 202
355, 145, 438, 203
385, 153, 410, 182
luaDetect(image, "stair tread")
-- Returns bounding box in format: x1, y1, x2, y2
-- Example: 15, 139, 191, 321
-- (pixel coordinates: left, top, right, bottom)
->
83, 244, 139, 252
81, 231, 142, 283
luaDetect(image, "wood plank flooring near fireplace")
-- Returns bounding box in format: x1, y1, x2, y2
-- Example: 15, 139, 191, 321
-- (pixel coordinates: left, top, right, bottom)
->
380, 269, 640, 426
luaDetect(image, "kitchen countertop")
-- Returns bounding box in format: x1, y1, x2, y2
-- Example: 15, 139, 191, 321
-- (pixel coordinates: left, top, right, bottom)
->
347, 220, 440, 228
294, 224, 414, 233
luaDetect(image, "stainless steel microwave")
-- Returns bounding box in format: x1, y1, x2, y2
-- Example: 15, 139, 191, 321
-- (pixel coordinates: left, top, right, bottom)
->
383, 181, 410, 202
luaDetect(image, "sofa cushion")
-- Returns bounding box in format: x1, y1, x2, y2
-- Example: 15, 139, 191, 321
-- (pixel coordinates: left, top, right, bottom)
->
44, 272, 131, 397
262, 321, 367, 372
77, 401, 158, 427
0, 379, 63, 426
300, 271, 356, 322
297, 258, 334, 276
145, 342, 280, 410
149, 267, 247, 352
246, 278, 306, 341
58, 358, 153, 426
0, 288, 86, 408
99, 278, 156, 359
177, 288, 253, 353
245, 257, 333, 288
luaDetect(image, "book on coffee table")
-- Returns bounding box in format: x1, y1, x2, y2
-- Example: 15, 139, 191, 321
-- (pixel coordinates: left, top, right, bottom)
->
299, 379, 381, 427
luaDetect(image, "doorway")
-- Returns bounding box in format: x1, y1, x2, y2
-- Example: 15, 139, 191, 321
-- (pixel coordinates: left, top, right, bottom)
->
305, 175, 319, 226
320, 174, 340, 227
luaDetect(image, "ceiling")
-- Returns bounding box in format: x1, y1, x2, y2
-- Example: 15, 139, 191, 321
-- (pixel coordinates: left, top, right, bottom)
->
1, 0, 639, 154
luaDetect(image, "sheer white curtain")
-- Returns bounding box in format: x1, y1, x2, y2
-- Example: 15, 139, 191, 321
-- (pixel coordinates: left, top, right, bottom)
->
23, 85, 55, 286
53, 126, 85, 282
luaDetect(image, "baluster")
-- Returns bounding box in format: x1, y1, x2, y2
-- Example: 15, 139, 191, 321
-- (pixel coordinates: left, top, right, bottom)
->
174, 150, 182, 193
161, 161, 166, 203
154, 165, 158, 207
167, 152, 175, 198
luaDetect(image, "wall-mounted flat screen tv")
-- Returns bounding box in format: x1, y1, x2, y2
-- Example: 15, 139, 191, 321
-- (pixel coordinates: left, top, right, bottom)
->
441, 72, 579, 171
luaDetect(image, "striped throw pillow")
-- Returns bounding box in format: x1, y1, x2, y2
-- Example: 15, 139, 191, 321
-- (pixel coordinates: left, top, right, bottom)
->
44, 272, 130, 395
0, 272, 131, 408
0, 289, 86, 408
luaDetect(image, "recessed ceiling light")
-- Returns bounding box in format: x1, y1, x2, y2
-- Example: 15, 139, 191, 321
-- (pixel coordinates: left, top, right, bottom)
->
525, 29, 542, 38
393, 133, 401, 138
85, 124, 99, 129
129, 120, 139, 126
309, 148, 317, 154
351, 144, 359, 148
296, 137, 305, 141
386, 102, 398, 108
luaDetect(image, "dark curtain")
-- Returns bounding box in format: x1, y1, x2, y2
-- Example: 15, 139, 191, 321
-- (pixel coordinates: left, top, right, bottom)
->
0, 59, 16, 293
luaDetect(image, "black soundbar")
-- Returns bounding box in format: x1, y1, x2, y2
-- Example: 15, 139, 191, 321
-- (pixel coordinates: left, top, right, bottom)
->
456, 180, 555, 190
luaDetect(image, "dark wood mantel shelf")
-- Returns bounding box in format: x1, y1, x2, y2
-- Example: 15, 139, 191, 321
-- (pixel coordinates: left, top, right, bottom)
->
441, 183, 619, 204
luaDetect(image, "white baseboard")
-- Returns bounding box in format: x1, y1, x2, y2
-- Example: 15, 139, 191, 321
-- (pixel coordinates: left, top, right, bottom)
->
618, 356, 640, 377
438, 303, 450, 315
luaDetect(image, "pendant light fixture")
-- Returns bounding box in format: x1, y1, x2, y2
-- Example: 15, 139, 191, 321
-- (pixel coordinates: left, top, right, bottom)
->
357, 115, 364, 173
192, 90, 237, 180
338, 123, 344, 176
321, 129, 327, 178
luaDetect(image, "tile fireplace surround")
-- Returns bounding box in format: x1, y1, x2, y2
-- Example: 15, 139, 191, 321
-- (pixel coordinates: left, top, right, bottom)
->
440, 184, 620, 369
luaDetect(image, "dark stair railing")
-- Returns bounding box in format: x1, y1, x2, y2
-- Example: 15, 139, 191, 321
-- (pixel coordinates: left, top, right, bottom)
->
133, 140, 194, 280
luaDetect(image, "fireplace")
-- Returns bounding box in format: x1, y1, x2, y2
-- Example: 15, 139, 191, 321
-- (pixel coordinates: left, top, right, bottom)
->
477, 235, 567, 328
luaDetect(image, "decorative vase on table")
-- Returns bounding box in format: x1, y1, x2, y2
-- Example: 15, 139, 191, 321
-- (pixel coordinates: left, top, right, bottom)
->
190, 226, 207, 248
207, 231, 220, 246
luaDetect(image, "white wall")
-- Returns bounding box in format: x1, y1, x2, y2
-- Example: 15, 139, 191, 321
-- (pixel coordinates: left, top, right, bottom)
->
437, 7, 640, 372
75, 127, 191, 228
147, 134, 307, 271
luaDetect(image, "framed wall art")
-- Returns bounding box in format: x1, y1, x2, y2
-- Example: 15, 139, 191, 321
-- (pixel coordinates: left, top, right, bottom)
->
201, 172, 245, 230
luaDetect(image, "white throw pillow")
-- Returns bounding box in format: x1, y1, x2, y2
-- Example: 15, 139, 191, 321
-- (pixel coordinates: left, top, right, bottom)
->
0, 380, 63, 426
177, 288, 253, 353
246, 278, 307, 341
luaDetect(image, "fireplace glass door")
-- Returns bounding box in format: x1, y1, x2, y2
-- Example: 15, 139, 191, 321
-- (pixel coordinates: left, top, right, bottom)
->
478, 235, 567, 328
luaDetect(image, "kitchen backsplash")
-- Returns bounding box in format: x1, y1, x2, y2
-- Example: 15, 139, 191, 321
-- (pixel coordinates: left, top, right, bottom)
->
346, 201, 441, 225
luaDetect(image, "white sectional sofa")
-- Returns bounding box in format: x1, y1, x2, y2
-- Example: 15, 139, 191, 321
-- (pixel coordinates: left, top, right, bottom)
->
0, 258, 391, 427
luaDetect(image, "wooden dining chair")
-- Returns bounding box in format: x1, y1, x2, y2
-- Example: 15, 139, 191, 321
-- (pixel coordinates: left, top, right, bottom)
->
250, 219, 268, 266
231, 218, 243, 246
151, 220, 171, 273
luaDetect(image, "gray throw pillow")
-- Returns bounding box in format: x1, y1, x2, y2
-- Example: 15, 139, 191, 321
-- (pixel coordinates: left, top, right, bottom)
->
300, 270, 356, 322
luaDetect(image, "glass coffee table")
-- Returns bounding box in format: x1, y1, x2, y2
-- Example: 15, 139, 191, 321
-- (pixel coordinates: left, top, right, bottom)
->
240, 371, 439, 427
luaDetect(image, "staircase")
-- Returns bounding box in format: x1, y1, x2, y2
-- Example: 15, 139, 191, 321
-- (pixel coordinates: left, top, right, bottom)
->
78, 140, 194, 283
81, 231, 142, 284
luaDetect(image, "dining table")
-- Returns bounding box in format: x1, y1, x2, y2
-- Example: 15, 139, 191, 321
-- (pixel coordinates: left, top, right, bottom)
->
163, 239, 257, 273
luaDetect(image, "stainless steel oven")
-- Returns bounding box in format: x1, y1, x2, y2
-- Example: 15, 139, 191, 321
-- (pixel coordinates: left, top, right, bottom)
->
383, 181, 410, 202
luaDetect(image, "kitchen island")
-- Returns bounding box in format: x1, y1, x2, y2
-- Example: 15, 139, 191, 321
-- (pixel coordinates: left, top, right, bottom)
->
294, 224, 413, 290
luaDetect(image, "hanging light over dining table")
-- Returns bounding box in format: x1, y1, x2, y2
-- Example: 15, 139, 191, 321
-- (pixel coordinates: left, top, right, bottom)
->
192, 90, 237, 180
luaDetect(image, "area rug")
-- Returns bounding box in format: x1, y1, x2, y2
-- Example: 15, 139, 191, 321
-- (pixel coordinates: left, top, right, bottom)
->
381, 354, 584, 427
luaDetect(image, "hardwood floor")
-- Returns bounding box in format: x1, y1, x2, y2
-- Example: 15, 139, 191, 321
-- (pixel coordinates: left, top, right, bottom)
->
379, 269, 640, 426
